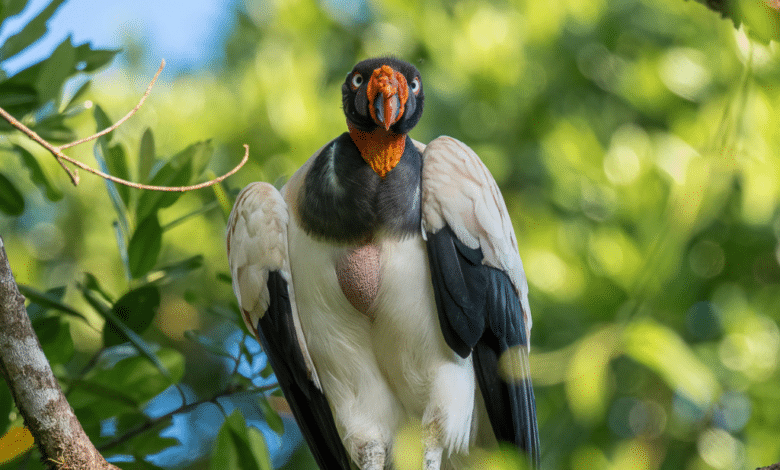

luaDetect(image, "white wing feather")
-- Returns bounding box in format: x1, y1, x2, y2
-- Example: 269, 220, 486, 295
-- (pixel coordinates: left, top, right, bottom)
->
227, 182, 289, 330
226, 182, 321, 387
421, 136, 532, 332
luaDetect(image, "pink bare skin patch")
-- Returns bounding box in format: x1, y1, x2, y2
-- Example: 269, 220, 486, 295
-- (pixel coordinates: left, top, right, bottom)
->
336, 244, 381, 317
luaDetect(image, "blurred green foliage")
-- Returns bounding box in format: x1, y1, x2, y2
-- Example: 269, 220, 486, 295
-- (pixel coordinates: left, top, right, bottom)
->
3, 0, 780, 469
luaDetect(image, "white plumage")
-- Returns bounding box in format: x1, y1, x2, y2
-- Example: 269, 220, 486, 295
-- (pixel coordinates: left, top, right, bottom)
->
227, 57, 539, 470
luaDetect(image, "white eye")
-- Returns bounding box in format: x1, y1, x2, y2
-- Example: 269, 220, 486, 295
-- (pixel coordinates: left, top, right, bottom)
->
351, 73, 363, 89
410, 77, 421, 94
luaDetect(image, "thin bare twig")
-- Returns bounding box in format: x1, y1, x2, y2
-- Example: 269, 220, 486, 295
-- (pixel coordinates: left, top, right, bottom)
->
96, 383, 278, 453
0, 59, 250, 192
58, 60, 166, 152
0, 105, 81, 185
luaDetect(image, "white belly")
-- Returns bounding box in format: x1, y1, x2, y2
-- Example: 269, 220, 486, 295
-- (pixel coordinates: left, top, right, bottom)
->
287, 219, 477, 459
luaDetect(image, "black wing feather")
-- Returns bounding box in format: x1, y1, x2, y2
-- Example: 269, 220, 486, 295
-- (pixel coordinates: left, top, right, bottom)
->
256, 271, 354, 470
426, 226, 486, 357
426, 226, 540, 469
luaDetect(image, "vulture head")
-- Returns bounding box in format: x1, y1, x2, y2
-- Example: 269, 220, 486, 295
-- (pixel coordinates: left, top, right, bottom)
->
342, 57, 425, 135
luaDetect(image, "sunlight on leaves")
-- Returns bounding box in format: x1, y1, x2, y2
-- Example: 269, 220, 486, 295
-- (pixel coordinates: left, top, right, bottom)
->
624, 320, 718, 407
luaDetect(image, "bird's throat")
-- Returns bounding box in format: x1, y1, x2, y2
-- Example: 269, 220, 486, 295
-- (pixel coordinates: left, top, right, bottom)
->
348, 123, 406, 178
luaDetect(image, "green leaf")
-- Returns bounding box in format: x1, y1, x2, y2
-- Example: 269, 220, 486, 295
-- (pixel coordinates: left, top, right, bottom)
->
129, 430, 180, 456
103, 307, 169, 378
183, 289, 197, 304
277, 442, 319, 470
103, 285, 160, 347
78, 284, 170, 378
34, 36, 76, 104
4, 57, 44, 87
136, 142, 209, 218
211, 411, 272, 470
113, 220, 131, 280
623, 319, 719, 407
0, 0, 68, 61
213, 181, 232, 221
112, 411, 148, 438
182, 140, 214, 179
257, 395, 284, 435
33, 316, 74, 364
3, 0, 28, 19
72, 386, 135, 424
138, 128, 156, 183
207, 304, 241, 323
93, 104, 114, 143
73, 43, 120, 73
231, 373, 258, 391
0, 172, 24, 216
239, 339, 253, 366
0, 82, 37, 110
259, 362, 274, 379
18, 284, 87, 321
78, 278, 112, 316
127, 214, 162, 279
136, 158, 192, 222
162, 199, 222, 232
146, 255, 204, 285
246, 425, 274, 470
81, 272, 114, 304
31, 113, 76, 142
736, 0, 780, 43
107, 143, 131, 207
184, 330, 234, 358
100, 414, 175, 458
64, 79, 90, 111
94, 134, 129, 235
25, 285, 64, 322
13, 144, 63, 201
70, 347, 184, 419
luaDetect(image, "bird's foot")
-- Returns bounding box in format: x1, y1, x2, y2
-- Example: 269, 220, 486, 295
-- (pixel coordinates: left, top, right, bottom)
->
423, 446, 443, 470
358, 440, 386, 470
422, 421, 443, 470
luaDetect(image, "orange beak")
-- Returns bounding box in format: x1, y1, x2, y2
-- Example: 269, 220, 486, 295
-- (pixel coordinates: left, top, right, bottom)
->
366, 65, 409, 131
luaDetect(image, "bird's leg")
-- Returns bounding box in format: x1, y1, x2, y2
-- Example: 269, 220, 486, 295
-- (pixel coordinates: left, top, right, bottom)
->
358, 440, 386, 470
422, 419, 443, 470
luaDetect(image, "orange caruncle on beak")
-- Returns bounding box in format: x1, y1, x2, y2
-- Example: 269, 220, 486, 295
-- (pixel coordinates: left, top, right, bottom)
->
348, 65, 410, 179
367, 65, 409, 131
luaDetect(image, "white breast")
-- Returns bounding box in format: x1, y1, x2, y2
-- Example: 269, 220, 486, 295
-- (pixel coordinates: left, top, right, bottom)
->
370, 235, 458, 410
287, 219, 478, 460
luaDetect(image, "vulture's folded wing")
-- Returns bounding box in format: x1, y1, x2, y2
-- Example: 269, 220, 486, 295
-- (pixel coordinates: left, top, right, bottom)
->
421, 137, 540, 468
227, 182, 353, 470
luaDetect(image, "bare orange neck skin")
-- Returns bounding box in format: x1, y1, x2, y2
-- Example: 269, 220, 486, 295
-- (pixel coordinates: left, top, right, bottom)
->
347, 122, 406, 179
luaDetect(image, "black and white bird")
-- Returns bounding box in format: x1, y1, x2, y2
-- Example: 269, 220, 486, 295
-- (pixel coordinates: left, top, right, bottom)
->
227, 57, 540, 470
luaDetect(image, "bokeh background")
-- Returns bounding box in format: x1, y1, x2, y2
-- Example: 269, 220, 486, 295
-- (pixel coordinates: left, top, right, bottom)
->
1, 0, 780, 469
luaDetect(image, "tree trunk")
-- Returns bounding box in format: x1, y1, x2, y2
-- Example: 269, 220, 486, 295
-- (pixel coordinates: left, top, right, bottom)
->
0, 236, 119, 470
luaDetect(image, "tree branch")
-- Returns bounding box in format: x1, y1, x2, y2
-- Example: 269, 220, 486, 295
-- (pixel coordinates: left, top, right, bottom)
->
96, 384, 277, 453
0, 236, 120, 470
58, 60, 166, 152
0, 59, 249, 192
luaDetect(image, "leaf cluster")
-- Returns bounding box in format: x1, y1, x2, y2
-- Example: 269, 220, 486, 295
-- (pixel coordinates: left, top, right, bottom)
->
0, 0, 118, 216
0, 3, 281, 469
692, 0, 780, 43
